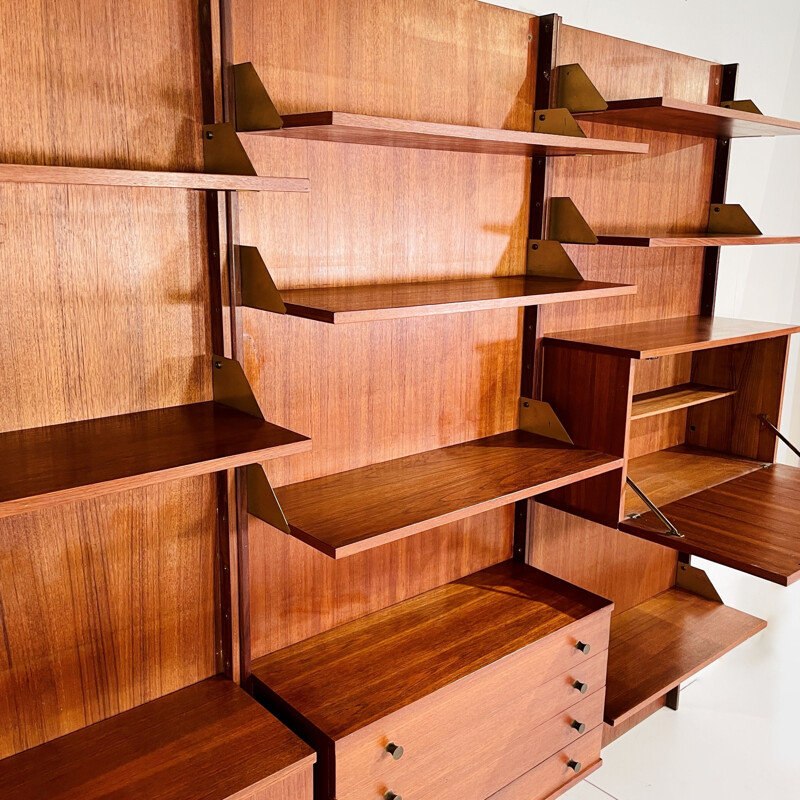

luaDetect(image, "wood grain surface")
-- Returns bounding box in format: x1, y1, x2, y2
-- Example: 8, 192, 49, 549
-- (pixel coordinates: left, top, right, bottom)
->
595, 233, 800, 247
630, 383, 735, 420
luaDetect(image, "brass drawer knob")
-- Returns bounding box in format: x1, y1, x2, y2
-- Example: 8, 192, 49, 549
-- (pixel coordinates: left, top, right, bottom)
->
385, 742, 404, 760
571, 720, 586, 733
567, 759, 582, 773
385, 792, 402, 800
575, 641, 591, 654
573, 680, 588, 694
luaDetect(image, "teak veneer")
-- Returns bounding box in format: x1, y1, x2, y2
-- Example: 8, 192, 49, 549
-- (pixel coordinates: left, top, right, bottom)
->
630, 383, 736, 420
272, 431, 623, 558
247, 111, 650, 157
0, 163, 310, 192
594, 232, 800, 247
605, 588, 766, 726
575, 97, 800, 138
278, 276, 637, 323
0, 677, 315, 800
621, 465, 800, 586
0, 401, 310, 519
545, 315, 800, 359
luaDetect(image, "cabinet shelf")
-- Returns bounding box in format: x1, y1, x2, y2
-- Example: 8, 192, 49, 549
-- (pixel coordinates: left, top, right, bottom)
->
0, 677, 315, 800
575, 97, 800, 139
272, 430, 623, 558
0, 163, 310, 192
0, 401, 310, 519
630, 383, 735, 420
594, 232, 800, 247
621, 465, 800, 586
605, 588, 766, 726
545, 315, 800, 359
278, 275, 637, 323
247, 111, 649, 157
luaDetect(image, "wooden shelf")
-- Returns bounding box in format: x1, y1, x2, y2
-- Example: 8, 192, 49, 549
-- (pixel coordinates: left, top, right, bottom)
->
248, 111, 650, 157
624, 445, 764, 517
575, 97, 800, 139
278, 275, 637, 323
545, 315, 800, 360
0, 677, 315, 800
0, 401, 310, 519
252, 561, 612, 740
605, 588, 766, 726
273, 430, 623, 558
630, 383, 735, 420
594, 232, 800, 247
0, 163, 310, 192
621, 465, 800, 586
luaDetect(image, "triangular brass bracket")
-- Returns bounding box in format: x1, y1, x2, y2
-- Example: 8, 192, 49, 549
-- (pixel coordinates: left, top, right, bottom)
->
533, 108, 586, 138
526, 240, 583, 280
707, 203, 762, 236
676, 562, 723, 604
720, 99, 763, 115
240, 245, 287, 314
246, 463, 290, 533
554, 64, 608, 114
212, 354, 265, 419
519, 398, 574, 444
203, 123, 258, 176
547, 198, 599, 244
233, 62, 284, 132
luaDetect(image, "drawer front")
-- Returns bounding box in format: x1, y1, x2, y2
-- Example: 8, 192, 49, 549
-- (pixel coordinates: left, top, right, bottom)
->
336, 663, 606, 800
487, 725, 603, 800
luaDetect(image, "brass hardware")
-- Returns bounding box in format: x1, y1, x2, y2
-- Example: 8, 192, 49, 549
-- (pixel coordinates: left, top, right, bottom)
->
240, 245, 287, 314
212, 354, 264, 419
526, 240, 584, 280
567, 759, 582, 773
203, 123, 258, 176
575, 641, 590, 655
554, 64, 608, 113
720, 99, 763, 115
625, 476, 683, 538
519, 398, 574, 445
385, 742, 404, 760
571, 720, 586, 734
759, 413, 800, 459
233, 62, 284, 132
547, 198, 598, 244
707, 204, 762, 236
247, 464, 290, 534
533, 108, 587, 138
573, 680, 588, 694
676, 563, 723, 604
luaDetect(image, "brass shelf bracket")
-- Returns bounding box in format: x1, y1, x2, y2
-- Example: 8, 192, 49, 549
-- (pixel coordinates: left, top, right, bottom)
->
212, 354, 265, 419
526, 240, 584, 280
519, 398, 574, 444
203, 122, 258, 176
759, 413, 800, 459
554, 64, 608, 113
720, 99, 763, 115
233, 62, 284, 132
533, 108, 586, 138
676, 562, 723, 603
240, 245, 287, 314
246, 464, 290, 534
626, 476, 684, 538
547, 197, 599, 244
707, 203, 762, 236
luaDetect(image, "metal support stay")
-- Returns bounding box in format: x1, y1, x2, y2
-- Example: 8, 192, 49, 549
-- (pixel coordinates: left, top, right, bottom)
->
246, 464, 290, 534
707, 203, 762, 236
720, 99, 763, 115
526, 240, 583, 280
203, 122, 258, 176
212, 354, 265, 419
547, 197, 598, 244
233, 62, 284, 132
759, 414, 800, 459
626, 476, 684, 538
519, 398, 573, 444
240, 245, 287, 314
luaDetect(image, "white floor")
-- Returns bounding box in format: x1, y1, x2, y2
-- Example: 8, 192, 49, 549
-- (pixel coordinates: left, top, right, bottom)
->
565, 558, 800, 800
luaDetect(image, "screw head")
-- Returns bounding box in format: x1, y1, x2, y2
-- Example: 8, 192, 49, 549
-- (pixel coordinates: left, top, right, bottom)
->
532, 243, 539, 250
214, 360, 223, 369
205, 130, 214, 140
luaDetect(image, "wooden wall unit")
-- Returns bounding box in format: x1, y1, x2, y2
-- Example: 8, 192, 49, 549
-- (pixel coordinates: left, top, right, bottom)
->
2, 1, 799, 798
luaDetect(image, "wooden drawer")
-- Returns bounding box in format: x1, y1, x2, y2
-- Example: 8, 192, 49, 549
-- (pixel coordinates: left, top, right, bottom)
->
336, 660, 606, 800
487, 725, 603, 800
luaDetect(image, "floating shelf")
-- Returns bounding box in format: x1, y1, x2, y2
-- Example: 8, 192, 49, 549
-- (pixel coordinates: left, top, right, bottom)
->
0, 677, 315, 800
0, 163, 310, 192
545, 315, 800, 359
605, 587, 766, 726
630, 383, 735, 420
621, 465, 800, 586
0, 401, 310, 519
246, 111, 650, 157
594, 232, 800, 247
278, 275, 637, 323
251, 562, 612, 739
575, 97, 800, 139
271, 430, 623, 558
624, 445, 764, 517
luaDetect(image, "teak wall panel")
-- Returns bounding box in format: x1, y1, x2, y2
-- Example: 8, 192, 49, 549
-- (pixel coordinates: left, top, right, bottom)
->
0, 478, 217, 759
